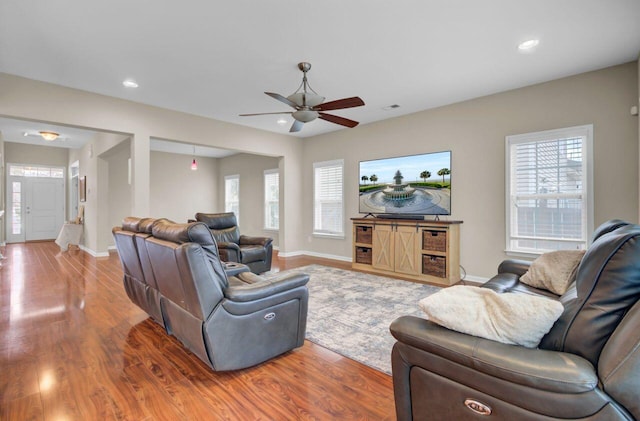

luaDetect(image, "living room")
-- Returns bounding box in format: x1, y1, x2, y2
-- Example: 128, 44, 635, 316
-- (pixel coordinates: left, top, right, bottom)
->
1, 1, 640, 419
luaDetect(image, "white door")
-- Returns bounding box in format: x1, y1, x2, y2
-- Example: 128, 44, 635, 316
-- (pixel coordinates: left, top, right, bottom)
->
6, 166, 65, 243
26, 178, 65, 240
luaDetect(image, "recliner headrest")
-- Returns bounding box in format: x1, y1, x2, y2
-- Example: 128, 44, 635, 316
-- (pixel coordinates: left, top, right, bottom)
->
122, 216, 143, 232
152, 220, 215, 245
139, 217, 163, 234
195, 212, 238, 230
591, 219, 630, 243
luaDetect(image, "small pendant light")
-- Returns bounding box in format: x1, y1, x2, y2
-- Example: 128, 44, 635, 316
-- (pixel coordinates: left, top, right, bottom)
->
191, 145, 198, 171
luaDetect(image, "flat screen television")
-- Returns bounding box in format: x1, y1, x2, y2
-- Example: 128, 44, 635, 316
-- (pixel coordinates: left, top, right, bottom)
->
359, 151, 451, 217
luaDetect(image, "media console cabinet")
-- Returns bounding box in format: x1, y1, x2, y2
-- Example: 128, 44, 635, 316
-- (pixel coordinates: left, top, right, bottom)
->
351, 218, 462, 286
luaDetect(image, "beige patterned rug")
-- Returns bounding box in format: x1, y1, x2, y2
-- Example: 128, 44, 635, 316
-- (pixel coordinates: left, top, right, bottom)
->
271, 264, 440, 374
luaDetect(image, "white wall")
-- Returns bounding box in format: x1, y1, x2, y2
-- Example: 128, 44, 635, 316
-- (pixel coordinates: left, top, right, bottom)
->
150, 150, 219, 223
302, 62, 639, 278
101, 139, 132, 246
217, 153, 280, 246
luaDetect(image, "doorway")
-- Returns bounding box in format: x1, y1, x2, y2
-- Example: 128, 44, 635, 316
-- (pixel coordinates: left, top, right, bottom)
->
5, 164, 65, 243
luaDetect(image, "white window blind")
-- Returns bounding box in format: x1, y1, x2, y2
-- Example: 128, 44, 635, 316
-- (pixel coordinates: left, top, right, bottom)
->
224, 174, 240, 223
313, 159, 344, 237
264, 169, 279, 230
506, 125, 593, 255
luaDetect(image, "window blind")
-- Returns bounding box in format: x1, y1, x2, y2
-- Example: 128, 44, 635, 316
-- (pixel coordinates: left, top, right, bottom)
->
506, 125, 592, 254
313, 160, 344, 236
225, 174, 240, 223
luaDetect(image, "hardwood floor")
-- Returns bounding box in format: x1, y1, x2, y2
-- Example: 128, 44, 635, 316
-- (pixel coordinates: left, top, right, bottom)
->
0, 242, 395, 420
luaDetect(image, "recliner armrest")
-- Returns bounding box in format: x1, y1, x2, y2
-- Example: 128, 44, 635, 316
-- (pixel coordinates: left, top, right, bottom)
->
390, 315, 597, 394
217, 241, 240, 251
239, 235, 273, 247
497, 258, 531, 276
224, 272, 309, 302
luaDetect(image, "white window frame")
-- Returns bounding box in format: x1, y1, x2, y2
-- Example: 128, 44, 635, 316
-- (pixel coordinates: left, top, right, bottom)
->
313, 159, 345, 238
224, 174, 240, 223
505, 124, 594, 257
264, 169, 279, 230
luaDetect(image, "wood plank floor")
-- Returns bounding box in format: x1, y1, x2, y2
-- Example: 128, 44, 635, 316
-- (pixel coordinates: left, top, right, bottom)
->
0, 242, 396, 420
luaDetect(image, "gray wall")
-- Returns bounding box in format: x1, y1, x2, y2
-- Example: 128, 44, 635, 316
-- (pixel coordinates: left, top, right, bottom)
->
302, 62, 639, 278
150, 150, 219, 224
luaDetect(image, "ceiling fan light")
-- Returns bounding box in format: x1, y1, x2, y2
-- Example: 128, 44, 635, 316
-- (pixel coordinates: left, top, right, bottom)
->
39, 131, 59, 141
292, 110, 319, 123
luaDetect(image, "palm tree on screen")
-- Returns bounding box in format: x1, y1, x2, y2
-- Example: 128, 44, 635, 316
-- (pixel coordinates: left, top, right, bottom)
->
361, 175, 369, 185
438, 168, 450, 183
420, 170, 431, 183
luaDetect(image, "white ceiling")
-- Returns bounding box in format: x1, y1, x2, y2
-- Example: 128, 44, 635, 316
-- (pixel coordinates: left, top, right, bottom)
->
1, 1, 639, 140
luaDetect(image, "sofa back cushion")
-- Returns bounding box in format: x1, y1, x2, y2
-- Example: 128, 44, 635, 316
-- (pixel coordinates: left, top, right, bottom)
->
147, 220, 226, 320
195, 212, 241, 244
539, 223, 640, 366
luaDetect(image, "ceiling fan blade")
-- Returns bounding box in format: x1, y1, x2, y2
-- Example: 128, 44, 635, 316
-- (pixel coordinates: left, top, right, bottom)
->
265, 92, 298, 109
314, 96, 365, 111
318, 112, 359, 128
239, 112, 292, 116
290, 120, 304, 133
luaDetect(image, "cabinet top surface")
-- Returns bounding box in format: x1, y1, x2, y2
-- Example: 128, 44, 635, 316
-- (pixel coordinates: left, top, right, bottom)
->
351, 217, 462, 225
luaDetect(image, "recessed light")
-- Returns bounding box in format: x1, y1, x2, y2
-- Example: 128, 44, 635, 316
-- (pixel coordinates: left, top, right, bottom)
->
518, 39, 540, 51
123, 79, 139, 88
276, 118, 288, 126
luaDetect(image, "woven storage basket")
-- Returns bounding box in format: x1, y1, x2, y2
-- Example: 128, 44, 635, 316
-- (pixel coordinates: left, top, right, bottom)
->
356, 226, 373, 244
423, 255, 446, 278
422, 230, 446, 252
356, 247, 372, 264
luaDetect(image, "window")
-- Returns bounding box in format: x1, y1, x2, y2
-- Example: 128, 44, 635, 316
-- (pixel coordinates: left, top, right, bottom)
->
313, 159, 344, 237
506, 125, 593, 255
225, 174, 240, 222
9, 164, 64, 178
264, 169, 279, 230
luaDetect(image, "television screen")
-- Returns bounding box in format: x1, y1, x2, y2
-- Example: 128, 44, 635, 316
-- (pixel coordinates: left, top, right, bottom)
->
359, 151, 451, 216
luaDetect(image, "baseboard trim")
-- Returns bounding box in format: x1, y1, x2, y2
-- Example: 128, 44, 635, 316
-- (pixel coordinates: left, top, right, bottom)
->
79, 244, 109, 258
461, 274, 490, 284
278, 250, 352, 262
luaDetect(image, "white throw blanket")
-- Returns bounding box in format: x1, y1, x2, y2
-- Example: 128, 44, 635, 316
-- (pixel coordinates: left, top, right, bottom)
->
419, 285, 564, 348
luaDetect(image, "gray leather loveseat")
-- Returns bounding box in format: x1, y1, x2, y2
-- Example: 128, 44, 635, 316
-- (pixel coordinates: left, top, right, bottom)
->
113, 217, 309, 371
390, 220, 640, 420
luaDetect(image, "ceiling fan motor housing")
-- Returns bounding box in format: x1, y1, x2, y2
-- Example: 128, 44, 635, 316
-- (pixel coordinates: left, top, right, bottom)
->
287, 92, 325, 107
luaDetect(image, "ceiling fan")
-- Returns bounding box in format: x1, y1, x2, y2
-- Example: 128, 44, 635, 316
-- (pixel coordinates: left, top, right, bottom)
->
240, 62, 365, 133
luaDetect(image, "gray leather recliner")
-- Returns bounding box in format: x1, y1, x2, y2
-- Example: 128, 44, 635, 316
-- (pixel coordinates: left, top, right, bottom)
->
195, 212, 274, 274
390, 220, 640, 420
113, 218, 309, 371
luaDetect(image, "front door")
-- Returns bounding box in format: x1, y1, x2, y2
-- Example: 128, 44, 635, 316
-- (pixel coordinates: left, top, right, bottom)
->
6, 165, 65, 243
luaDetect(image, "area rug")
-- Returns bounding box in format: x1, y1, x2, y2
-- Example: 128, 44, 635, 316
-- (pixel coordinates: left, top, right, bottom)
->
272, 264, 440, 374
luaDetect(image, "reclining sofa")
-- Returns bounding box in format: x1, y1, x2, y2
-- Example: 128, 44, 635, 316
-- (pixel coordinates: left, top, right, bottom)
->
113, 217, 309, 371
390, 219, 640, 420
